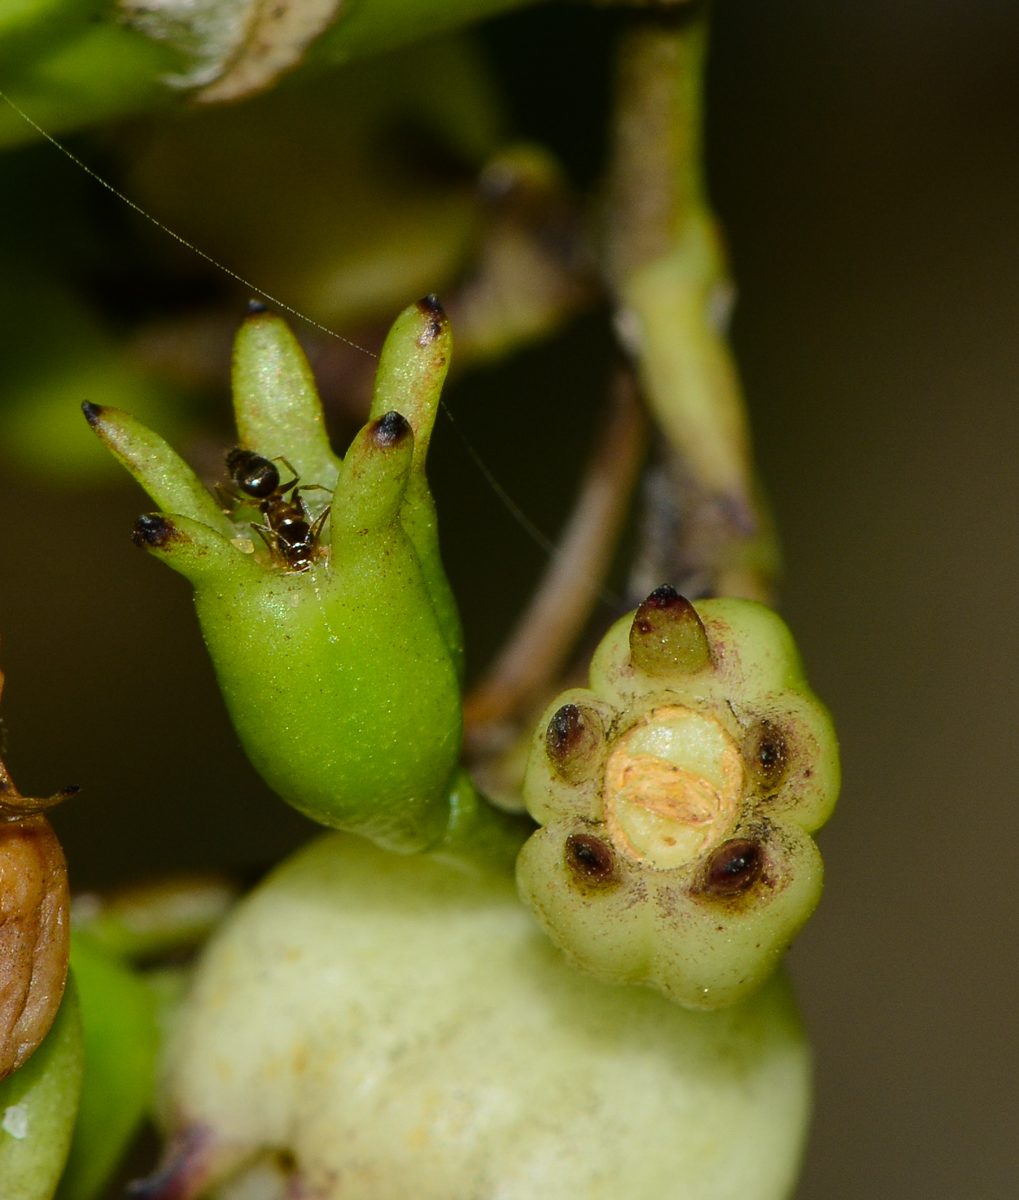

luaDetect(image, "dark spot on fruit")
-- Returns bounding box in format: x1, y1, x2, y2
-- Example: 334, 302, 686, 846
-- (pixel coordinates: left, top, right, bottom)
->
698, 839, 764, 898
745, 719, 789, 789
81, 400, 105, 426
246, 299, 268, 315
547, 704, 584, 757
545, 704, 602, 781
565, 833, 617, 888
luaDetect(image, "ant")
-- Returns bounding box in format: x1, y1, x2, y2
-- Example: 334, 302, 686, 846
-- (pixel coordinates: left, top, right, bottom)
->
223, 448, 330, 572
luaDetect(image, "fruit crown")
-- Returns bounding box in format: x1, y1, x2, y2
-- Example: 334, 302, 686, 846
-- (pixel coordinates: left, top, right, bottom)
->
517, 586, 840, 1010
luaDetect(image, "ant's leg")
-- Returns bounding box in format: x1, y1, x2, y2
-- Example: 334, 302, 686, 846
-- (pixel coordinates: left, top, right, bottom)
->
251, 523, 279, 558
273, 456, 300, 494
291, 484, 331, 519
310, 507, 331, 538
215, 483, 246, 513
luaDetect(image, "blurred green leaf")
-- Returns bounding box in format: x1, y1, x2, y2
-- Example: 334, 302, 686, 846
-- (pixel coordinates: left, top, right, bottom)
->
0, 980, 83, 1200
54, 934, 159, 1200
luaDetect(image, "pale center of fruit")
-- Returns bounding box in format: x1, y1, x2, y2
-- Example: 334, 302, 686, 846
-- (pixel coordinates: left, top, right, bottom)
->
603, 705, 743, 870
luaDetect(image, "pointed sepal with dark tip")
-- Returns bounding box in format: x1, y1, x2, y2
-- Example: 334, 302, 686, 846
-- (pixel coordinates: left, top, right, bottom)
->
369, 297, 450, 461
629, 585, 711, 676
0, 780, 79, 822
231, 307, 340, 490
131, 514, 261, 588
368, 297, 463, 675
331, 412, 414, 539
81, 404, 233, 538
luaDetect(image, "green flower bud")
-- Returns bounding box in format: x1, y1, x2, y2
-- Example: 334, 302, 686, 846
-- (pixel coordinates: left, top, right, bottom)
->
517, 586, 840, 1010
86, 300, 465, 855
0, 981, 83, 1200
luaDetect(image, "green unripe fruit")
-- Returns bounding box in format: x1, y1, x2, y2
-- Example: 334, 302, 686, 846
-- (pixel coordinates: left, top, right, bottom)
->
0, 981, 83, 1200
517, 586, 840, 1010
86, 300, 468, 856
150, 833, 811, 1200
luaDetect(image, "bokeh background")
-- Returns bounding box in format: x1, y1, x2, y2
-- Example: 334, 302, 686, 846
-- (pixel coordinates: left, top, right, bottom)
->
0, 1, 1016, 1196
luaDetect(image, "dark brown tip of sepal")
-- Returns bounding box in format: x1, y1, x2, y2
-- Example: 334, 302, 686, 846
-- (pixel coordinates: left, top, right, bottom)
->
564, 833, 618, 890
132, 514, 178, 550
629, 585, 711, 677
372, 411, 411, 447
246, 298, 269, 315
417, 294, 444, 317
643, 584, 680, 608
546, 703, 603, 783
415, 294, 447, 342
81, 401, 105, 427
696, 839, 764, 899
0, 783, 79, 820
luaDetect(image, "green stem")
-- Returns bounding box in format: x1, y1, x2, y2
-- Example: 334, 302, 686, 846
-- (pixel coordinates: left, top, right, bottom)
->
605, 5, 778, 604
429, 769, 534, 876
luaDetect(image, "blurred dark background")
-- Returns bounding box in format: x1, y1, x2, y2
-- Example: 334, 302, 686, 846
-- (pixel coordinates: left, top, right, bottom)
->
1, 1, 1017, 1196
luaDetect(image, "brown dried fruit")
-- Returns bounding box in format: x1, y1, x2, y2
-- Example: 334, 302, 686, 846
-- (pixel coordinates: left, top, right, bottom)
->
0, 709, 77, 1082
0, 813, 70, 1080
